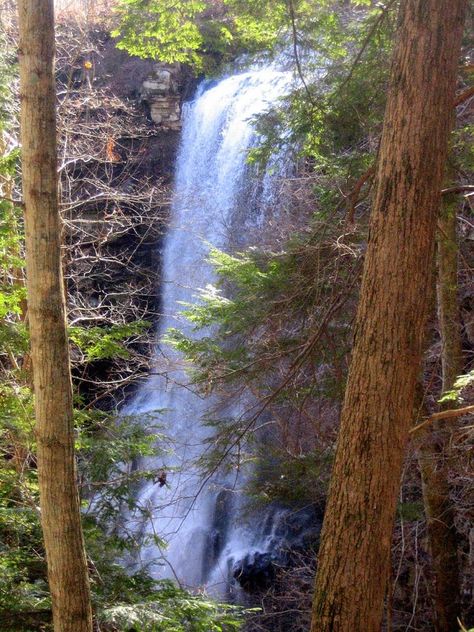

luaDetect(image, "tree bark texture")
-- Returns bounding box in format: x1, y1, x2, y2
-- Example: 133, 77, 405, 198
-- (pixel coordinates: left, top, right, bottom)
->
17, 2, 93, 631
419, 195, 463, 632
311, 1, 466, 630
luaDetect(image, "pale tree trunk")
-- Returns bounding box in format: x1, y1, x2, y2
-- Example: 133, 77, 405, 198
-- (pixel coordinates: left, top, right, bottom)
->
311, 1, 466, 630
419, 193, 462, 631
17, 2, 93, 631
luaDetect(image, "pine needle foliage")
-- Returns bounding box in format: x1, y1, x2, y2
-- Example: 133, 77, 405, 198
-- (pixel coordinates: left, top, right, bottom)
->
164, 207, 363, 503
99, 580, 244, 631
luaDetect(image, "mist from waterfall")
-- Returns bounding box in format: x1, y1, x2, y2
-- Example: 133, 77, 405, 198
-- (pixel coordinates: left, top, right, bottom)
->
126, 61, 298, 593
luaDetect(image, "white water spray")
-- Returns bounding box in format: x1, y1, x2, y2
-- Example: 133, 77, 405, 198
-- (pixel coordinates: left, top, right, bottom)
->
127, 63, 297, 591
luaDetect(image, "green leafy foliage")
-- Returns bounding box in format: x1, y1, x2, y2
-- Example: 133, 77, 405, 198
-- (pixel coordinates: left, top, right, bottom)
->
99, 580, 244, 631
396, 501, 424, 522
112, 0, 282, 69
112, 0, 366, 72
0, 33, 44, 626
221, 0, 288, 52
438, 369, 474, 403
70, 321, 151, 361
112, 0, 207, 67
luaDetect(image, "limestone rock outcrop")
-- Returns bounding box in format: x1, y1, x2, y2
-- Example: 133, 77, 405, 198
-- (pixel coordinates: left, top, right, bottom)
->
141, 63, 182, 129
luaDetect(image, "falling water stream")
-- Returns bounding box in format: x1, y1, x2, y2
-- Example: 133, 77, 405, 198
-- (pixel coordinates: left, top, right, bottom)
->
126, 61, 318, 596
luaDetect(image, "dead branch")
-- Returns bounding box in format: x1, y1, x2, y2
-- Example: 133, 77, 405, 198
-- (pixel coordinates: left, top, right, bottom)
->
454, 84, 474, 107
345, 165, 376, 224
410, 404, 474, 435
441, 184, 474, 195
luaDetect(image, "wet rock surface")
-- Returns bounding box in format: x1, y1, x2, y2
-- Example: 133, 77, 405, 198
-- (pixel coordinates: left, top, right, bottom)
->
233, 552, 276, 591
226, 504, 323, 593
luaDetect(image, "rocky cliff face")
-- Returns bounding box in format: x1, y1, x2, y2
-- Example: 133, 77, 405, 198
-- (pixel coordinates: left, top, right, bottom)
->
141, 63, 183, 129
57, 27, 195, 408
92, 36, 195, 133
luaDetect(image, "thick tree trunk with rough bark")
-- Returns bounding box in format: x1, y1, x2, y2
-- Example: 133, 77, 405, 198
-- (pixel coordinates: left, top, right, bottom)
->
419, 194, 462, 632
17, 1, 93, 630
311, 1, 466, 630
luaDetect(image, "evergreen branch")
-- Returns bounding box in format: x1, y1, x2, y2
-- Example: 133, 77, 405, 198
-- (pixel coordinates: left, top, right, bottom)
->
286, 0, 316, 107
335, 0, 398, 98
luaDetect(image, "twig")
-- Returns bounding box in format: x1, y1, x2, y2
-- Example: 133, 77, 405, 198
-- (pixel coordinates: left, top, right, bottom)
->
286, 0, 316, 107
454, 85, 474, 107
458, 618, 470, 632
342, 172, 472, 226
336, 0, 398, 97
345, 165, 376, 224
0, 195, 24, 208
410, 404, 474, 435
441, 184, 474, 195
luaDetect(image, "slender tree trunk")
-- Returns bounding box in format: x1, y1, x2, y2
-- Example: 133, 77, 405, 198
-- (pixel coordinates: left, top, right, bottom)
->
419, 193, 462, 631
311, 1, 466, 630
17, 2, 93, 631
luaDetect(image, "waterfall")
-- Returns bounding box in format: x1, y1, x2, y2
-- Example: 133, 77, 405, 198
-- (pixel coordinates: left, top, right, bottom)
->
126, 62, 314, 595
